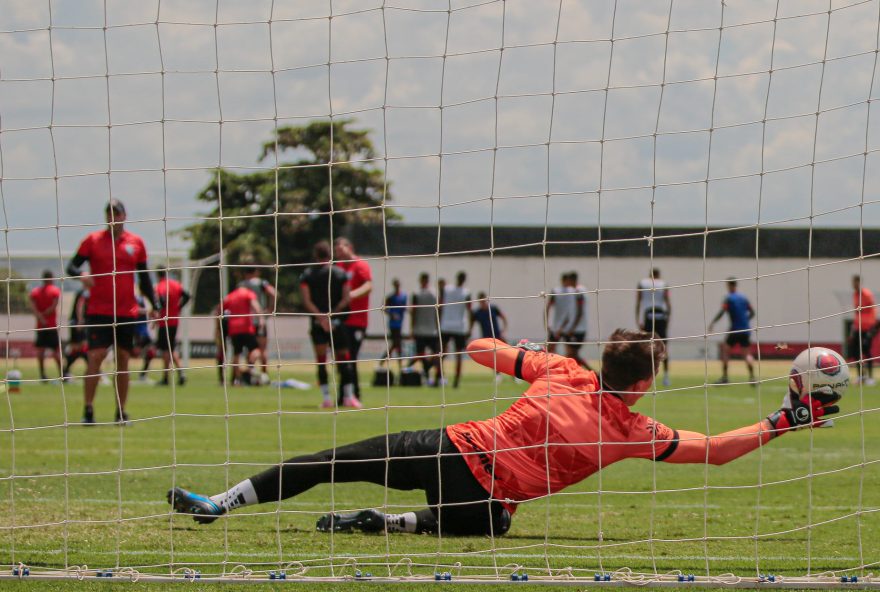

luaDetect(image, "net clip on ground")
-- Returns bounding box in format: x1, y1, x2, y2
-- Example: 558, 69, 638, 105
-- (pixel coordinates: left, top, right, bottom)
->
594, 573, 612, 581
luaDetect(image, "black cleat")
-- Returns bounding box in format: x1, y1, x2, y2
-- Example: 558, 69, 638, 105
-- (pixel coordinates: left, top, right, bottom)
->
115, 410, 131, 426
167, 487, 224, 524
81, 405, 95, 425
316, 508, 386, 533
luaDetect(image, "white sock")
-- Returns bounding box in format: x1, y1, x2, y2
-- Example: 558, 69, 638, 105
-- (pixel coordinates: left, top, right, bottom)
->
384, 511, 418, 533
210, 479, 259, 512
320, 384, 330, 398
342, 383, 354, 399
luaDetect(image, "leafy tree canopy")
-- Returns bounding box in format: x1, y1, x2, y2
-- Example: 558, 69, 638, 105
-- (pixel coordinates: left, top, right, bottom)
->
185, 119, 395, 312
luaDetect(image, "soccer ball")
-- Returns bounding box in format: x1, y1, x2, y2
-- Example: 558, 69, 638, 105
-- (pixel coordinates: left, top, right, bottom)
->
788, 347, 849, 401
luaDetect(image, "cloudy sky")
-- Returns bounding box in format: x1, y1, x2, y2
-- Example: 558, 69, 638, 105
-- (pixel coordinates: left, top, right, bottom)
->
2, 0, 880, 257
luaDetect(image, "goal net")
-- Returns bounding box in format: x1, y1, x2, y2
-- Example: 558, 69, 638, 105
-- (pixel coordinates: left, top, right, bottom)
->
1, 0, 879, 585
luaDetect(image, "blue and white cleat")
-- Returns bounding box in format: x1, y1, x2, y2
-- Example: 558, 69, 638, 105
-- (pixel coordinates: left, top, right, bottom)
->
167, 487, 224, 524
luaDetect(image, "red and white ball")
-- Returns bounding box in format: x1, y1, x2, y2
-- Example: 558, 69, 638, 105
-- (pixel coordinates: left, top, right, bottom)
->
789, 347, 849, 400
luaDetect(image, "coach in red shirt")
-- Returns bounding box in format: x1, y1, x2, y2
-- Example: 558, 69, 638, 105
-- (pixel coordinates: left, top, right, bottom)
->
334, 237, 372, 401
66, 200, 157, 425
29, 270, 63, 380
156, 266, 191, 386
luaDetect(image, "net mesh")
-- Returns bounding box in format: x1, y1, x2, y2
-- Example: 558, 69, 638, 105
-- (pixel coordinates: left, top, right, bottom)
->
0, 0, 879, 585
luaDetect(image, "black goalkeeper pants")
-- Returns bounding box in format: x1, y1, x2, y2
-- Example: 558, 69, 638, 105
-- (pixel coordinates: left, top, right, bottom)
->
248, 429, 510, 536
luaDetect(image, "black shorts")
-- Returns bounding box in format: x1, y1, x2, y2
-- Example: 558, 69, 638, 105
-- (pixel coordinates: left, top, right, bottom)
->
644, 313, 669, 340
441, 332, 468, 353
310, 320, 349, 349
156, 325, 179, 352
414, 335, 441, 354
69, 326, 86, 344
388, 327, 403, 343
135, 331, 152, 349
86, 315, 137, 351
726, 331, 751, 349
231, 333, 259, 355
551, 331, 585, 345
255, 324, 268, 339
34, 328, 60, 350
848, 330, 874, 360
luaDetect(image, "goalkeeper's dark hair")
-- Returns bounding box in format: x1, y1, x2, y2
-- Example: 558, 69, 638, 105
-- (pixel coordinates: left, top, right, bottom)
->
600, 329, 666, 392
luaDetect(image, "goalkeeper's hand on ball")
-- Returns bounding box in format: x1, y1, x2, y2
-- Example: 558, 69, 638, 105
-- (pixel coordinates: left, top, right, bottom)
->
766, 386, 840, 436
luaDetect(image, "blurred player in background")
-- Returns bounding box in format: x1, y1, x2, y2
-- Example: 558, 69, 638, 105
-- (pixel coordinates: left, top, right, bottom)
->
239, 267, 276, 384
849, 274, 878, 385
636, 268, 671, 386
709, 278, 756, 385
546, 272, 589, 369
63, 286, 90, 379
169, 330, 839, 536
29, 270, 62, 381
408, 272, 441, 386
439, 271, 471, 388
546, 272, 574, 354
134, 293, 157, 382
221, 283, 263, 386
381, 278, 407, 373
156, 266, 191, 386
66, 199, 157, 425
213, 305, 228, 386
471, 292, 508, 342
564, 272, 591, 370
334, 238, 372, 402
300, 241, 358, 408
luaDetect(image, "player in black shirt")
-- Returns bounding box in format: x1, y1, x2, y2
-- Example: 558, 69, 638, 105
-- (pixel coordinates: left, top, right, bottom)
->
299, 241, 358, 408
63, 288, 90, 379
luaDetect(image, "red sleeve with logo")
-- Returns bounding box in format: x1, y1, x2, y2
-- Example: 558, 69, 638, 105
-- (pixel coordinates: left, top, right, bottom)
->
77, 230, 145, 318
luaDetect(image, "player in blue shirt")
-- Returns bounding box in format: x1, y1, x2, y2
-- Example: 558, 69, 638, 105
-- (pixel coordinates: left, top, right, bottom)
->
708, 278, 756, 385
380, 278, 408, 372
470, 292, 508, 342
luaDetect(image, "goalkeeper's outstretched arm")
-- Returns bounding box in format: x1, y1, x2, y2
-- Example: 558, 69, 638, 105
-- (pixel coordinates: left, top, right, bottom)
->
662, 392, 838, 466
467, 338, 548, 379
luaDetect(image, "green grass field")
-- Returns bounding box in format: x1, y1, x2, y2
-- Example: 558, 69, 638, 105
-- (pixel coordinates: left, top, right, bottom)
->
0, 357, 878, 585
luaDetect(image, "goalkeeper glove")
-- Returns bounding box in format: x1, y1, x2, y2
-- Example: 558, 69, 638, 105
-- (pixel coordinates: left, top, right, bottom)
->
766, 386, 840, 436
516, 339, 545, 353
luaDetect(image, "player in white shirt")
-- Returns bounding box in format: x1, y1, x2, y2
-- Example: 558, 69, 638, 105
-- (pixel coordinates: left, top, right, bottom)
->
546, 272, 574, 354
566, 272, 591, 369
439, 271, 472, 388
545, 272, 591, 369
635, 267, 672, 386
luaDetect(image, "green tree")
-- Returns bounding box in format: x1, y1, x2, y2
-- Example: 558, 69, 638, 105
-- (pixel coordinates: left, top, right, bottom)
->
186, 119, 394, 312
0, 269, 30, 314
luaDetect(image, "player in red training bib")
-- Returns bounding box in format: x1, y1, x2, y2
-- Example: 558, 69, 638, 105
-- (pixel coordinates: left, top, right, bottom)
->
221, 285, 263, 386
168, 329, 838, 535
155, 265, 191, 386
334, 237, 372, 402
66, 200, 157, 425
29, 270, 63, 380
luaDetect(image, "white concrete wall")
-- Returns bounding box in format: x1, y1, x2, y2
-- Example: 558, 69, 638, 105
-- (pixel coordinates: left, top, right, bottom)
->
4, 256, 872, 360
364, 255, 872, 359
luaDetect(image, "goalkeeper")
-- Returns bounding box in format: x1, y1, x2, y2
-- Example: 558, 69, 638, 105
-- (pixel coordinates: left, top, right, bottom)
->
168, 330, 839, 536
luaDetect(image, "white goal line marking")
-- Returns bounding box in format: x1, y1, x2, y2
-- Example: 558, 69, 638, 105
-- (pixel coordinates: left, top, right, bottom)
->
17, 497, 879, 513
0, 548, 861, 563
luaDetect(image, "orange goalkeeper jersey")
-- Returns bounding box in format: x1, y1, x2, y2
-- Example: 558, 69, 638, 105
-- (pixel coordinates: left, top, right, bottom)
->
446, 346, 677, 513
